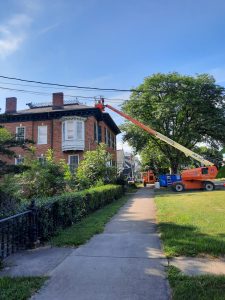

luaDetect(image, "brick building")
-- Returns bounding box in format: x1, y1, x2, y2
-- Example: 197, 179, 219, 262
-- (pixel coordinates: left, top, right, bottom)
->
0, 93, 120, 170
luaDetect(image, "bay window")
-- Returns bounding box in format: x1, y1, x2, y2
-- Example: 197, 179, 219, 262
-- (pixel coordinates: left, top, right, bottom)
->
61, 117, 85, 151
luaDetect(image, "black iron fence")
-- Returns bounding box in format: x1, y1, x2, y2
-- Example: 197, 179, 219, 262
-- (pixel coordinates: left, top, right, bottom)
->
0, 185, 124, 262
0, 201, 37, 260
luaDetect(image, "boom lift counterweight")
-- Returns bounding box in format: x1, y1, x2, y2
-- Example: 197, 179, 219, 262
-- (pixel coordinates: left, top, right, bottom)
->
95, 98, 218, 192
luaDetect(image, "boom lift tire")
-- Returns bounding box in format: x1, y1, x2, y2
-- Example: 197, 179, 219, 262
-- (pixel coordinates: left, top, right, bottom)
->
173, 182, 185, 192
203, 181, 215, 191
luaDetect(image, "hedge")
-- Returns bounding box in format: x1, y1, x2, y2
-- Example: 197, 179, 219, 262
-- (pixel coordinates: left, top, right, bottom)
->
35, 184, 124, 241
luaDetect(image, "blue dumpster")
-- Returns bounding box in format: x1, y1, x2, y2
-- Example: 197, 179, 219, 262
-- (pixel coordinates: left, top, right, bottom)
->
159, 174, 181, 187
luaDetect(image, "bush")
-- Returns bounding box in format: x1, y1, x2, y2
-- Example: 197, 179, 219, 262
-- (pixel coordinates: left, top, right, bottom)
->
76, 144, 116, 189
0, 188, 20, 219
35, 184, 124, 240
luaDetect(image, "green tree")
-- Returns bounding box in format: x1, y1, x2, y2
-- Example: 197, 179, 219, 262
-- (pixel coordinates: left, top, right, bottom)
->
0, 125, 31, 175
121, 73, 225, 173
76, 143, 116, 189
140, 141, 170, 174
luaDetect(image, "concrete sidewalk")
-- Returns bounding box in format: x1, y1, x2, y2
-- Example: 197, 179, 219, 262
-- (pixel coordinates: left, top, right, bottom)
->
31, 188, 169, 300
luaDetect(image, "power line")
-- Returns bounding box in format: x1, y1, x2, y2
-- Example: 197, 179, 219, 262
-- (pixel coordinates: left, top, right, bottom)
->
0, 85, 128, 103
0, 75, 137, 92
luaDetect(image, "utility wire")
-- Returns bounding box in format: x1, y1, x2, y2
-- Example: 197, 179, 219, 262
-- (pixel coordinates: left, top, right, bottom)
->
0, 86, 128, 103
0, 75, 137, 92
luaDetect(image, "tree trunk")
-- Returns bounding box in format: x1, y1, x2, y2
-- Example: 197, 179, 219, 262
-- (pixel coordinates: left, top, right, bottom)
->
169, 161, 179, 174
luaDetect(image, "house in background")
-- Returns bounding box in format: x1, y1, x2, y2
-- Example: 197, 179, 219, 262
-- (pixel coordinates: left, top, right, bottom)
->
0, 93, 120, 171
117, 149, 141, 180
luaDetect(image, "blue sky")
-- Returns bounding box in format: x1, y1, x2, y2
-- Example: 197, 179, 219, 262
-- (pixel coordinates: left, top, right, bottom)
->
0, 0, 225, 151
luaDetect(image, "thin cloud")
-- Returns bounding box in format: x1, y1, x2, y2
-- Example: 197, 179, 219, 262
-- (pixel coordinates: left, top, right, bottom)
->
0, 14, 32, 59
210, 67, 225, 84
38, 23, 60, 35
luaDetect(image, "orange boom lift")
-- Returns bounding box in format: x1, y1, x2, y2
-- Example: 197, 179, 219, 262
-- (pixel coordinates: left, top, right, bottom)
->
95, 99, 218, 192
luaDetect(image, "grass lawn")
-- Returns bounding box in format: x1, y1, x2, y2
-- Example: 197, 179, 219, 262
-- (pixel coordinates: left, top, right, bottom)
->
0, 276, 47, 300
167, 266, 225, 300
51, 194, 130, 247
155, 190, 225, 257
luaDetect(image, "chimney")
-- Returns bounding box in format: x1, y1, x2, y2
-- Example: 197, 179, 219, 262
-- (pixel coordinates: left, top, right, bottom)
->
52, 92, 64, 110
5, 97, 17, 113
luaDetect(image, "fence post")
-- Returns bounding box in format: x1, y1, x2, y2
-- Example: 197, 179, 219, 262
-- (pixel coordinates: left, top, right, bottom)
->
28, 199, 39, 248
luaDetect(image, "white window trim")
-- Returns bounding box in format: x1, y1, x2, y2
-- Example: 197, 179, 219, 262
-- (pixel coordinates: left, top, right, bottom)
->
16, 126, 26, 141
76, 120, 84, 141
61, 117, 85, 142
15, 155, 24, 165
68, 154, 80, 172
37, 125, 48, 145
68, 154, 80, 164
94, 121, 98, 142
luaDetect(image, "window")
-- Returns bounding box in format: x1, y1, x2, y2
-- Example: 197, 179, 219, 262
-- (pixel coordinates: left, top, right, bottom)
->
62, 119, 84, 141
38, 155, 46, 165
202, 167, 208, 175
66, 120, 75, 140
69, 155, 79, 172
104, 128, 107, 144
15, 155, 24, 165
104, 127, 110, 147
98, 125, 102, 143
94, 122, 98, 142
114, 136, 116, 150
16, 127, 25, 141
77, 121, 83, 140
108, 131, 111, 147
38, 126, 47, 144
94, 122, 102, 143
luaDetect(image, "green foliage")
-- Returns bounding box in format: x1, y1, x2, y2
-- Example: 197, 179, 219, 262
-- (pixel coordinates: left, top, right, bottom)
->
121, 73, 225, 173
217, 165, 225, 178
35, 184, 124, 241
140, 141, 170, 174
0, 187, 21, 219
12, 148, 69, 199
76, 143, 116, 189
194, 146, 223, 167
167, 266, 225, 300
0, 276, 47, 300
0, 125, 32, 175
51, 194, 129, 247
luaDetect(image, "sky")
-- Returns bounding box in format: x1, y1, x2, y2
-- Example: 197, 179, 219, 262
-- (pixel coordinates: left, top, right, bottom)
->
0, 0, 225, 152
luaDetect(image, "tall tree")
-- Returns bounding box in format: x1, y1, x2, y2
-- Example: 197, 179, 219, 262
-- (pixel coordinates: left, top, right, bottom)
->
121, 73, 225, 173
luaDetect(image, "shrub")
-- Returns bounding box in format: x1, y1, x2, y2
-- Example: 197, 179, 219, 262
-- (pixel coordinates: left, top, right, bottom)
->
35, 184, 124, 240
0, 188, 20, 219
76, 144, 116, 189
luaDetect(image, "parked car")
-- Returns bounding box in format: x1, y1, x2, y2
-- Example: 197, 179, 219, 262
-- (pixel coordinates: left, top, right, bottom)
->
127, 177, 135, 184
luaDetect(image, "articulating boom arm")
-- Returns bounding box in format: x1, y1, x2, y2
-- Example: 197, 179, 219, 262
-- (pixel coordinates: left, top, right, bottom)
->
95, 99, 214, 167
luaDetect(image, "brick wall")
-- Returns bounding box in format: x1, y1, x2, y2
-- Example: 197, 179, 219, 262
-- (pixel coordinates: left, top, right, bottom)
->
0, 116, 117, 165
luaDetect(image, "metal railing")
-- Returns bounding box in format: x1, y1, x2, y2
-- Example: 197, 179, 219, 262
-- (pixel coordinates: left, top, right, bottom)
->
0, 201, 37, 260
